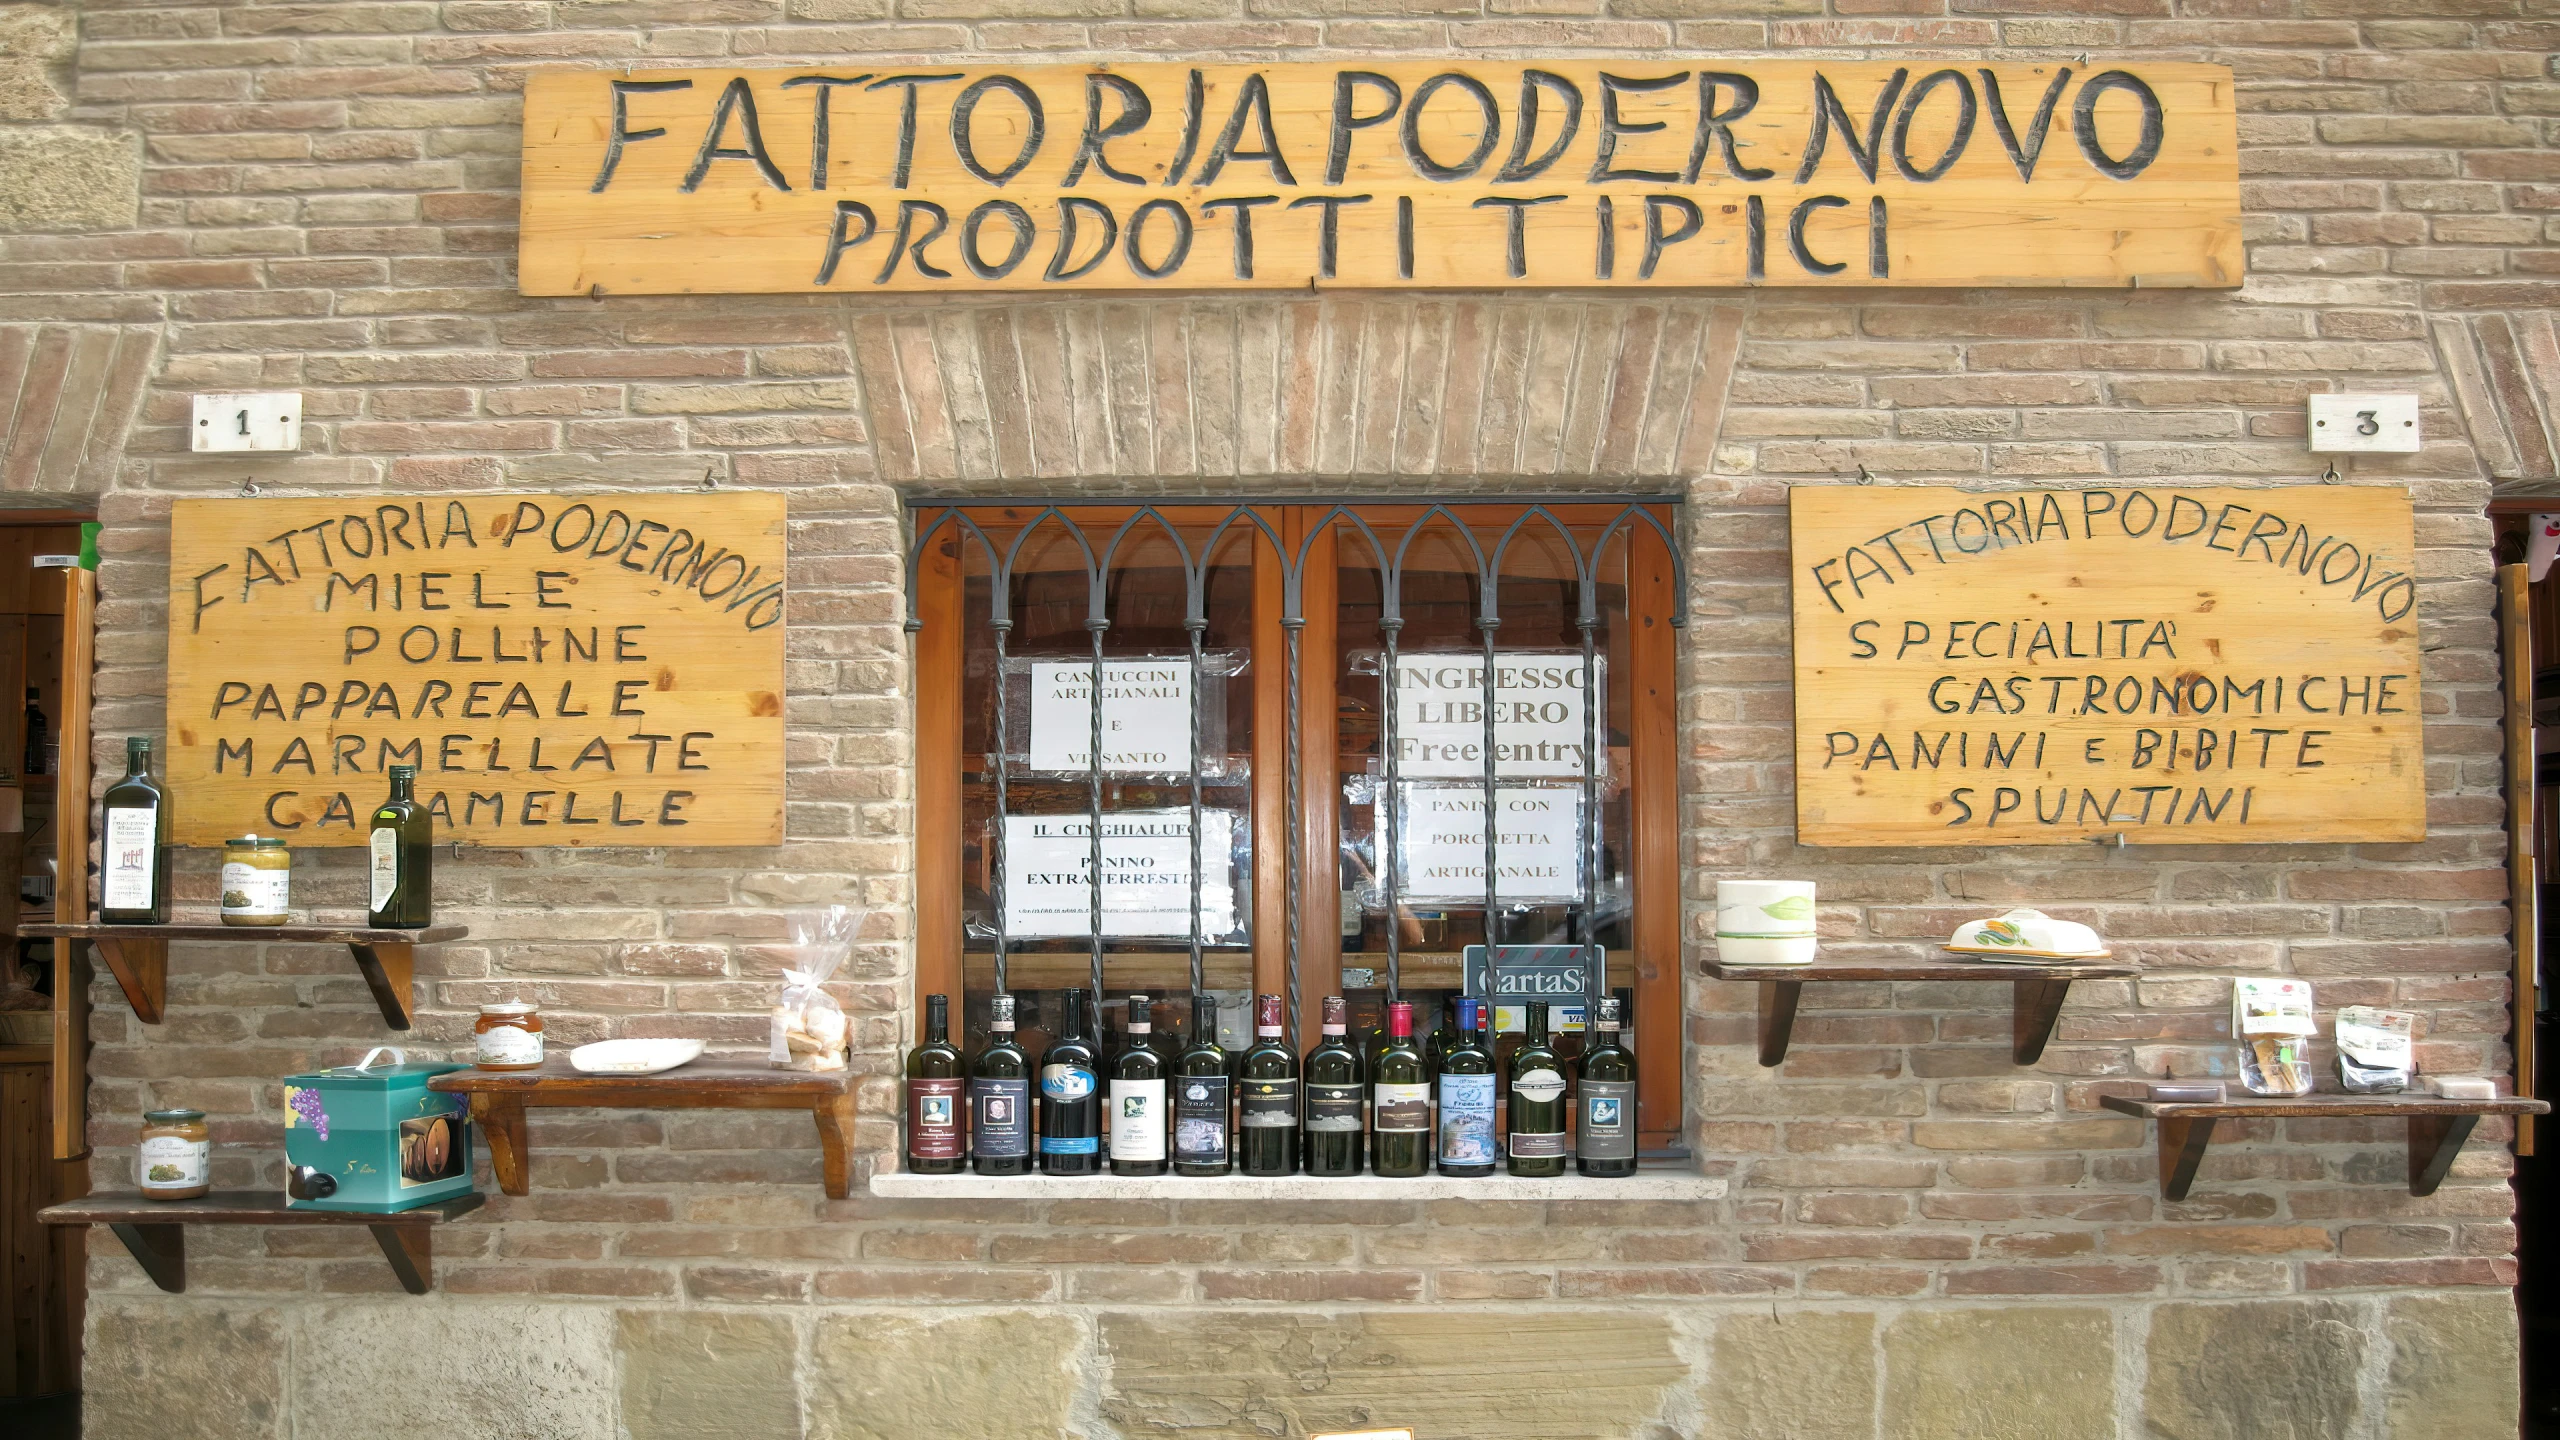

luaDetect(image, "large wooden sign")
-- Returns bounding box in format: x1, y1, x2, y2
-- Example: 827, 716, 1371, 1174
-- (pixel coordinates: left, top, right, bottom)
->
166, 494, 786, 848
1791, 486, 2424, 847
520, 61, 2238, 295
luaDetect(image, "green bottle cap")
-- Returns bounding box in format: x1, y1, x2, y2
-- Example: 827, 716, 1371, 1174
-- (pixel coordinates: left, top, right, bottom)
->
388, 764, 416, 779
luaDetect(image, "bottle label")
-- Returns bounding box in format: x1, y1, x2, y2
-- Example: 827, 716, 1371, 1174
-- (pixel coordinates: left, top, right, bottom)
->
368, 826, 399, 910
1240, 1077, 1298, 1128
1512, 1067, 1567, 1104
1373, 1082, 1430, 1133
1438, 1074, 1497, 1165
1304, 1082, 1362, 1133
907, 1077, 963, 1162
1508, 1128, 1568, 1159
101, 804, 157, 911
1040, 1134, 1099, 1156
219, 860, 291, 919
475, 1023, 542, 1066
1108, 1078, 1167, 1162
137, 1134, 205, 1191
1579, 1079, 1637, 1161
1173, 1076, 1230, 1164
1039, 1064, 1094, 1101
971, 1077, 1029, 1159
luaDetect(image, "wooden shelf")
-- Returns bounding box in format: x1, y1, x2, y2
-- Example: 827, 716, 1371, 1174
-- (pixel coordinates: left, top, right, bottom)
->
25, 920, 465, 1029
1701, 954, 2137, 1067
430, 1058, 856, 1200
39, 1190, 483, 1295
2099, 1092, 2550, 1200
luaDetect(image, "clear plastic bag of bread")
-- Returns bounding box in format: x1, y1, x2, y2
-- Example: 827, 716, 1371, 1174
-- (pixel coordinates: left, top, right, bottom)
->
771, 905, 863, 1072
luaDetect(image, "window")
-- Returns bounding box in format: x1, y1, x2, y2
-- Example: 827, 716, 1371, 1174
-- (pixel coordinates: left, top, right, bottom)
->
907, 499, 1688, 1151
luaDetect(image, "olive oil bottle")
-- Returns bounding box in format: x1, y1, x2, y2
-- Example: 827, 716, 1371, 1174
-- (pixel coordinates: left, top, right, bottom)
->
99, 736, 171, 925
366, 764, 433, 928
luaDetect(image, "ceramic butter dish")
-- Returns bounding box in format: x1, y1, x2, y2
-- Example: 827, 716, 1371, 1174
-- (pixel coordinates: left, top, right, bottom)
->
1944, 908, 2110, 963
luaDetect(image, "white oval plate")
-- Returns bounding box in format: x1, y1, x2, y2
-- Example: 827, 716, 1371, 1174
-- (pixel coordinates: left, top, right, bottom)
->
568, 1038, 706, 1075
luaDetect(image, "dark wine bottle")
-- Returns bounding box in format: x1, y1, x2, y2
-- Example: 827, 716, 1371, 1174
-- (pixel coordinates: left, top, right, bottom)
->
99, 736, 170, 926
1507, 1000, 1569, 1177
1421, 993, 1459, 1078
904, 993, 966, 1174
1436, 996, 1498, 1177
1038, 988, 1101, 1176
1577, 994, 1638, 1177
1109, 993, 1168, 1177
1371, 1000, 1430, 1178
1238, 993, 1299, 1176
1172, 994, 1232, 1176
22, 688, 46, 776
970, 993, 1032, 1176
1303, 996, 1365, 1177
366, 764, 433, 928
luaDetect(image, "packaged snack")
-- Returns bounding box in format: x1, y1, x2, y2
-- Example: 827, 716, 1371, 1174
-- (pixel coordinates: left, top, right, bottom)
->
2336, 1006, 2416, 1094
770, 905, 863, 1072
2232, 978, 2315, 1097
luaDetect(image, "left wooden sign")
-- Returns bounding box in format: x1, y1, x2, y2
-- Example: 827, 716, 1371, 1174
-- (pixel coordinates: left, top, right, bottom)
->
165, 494, 787, 848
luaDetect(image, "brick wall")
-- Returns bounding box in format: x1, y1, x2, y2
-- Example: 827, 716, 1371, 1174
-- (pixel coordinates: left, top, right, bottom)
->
9, 0, 2554, 1434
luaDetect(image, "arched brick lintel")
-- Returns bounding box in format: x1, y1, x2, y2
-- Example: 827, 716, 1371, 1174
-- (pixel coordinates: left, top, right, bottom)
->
850, 296, 1745, 491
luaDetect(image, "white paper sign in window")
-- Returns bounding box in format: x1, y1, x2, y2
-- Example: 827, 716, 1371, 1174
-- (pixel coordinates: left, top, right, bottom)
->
1389, 653, 1600, 779
1002, 809, 1237, 938
1393, 785, 1583, 904
1027, 660, 1194, 773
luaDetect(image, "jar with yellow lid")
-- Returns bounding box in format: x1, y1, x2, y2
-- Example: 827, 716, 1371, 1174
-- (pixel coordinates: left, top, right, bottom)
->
219, 835, 291, 926
139, 1108, 209, 1200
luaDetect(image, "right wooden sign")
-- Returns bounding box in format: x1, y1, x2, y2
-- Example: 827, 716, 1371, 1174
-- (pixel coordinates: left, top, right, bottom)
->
1790, 485, 2426, 846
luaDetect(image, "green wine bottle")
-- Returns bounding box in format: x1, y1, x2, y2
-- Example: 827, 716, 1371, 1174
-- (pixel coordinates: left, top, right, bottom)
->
1109, 994, 1168, 1177
1370, 1001, 1430, 1178
971, 993, 1033, 1175
99, 736, 170, 925
1576, 995, 1639, 1178
1302, 996, 1365, 1177
904, 994, 966, 1174
1238, 994, 1299, 1176
1436, 997, 1498, 1177
366, 764, 433, 928
1172, 994, 1232, 1176
1506, 1000, 1569, 1177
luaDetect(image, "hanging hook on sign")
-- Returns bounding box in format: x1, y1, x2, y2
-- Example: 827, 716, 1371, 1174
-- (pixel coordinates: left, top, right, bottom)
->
1856, 464, 1876, 486
2322, 461, 2343, 485
238, 475, 261, 497
699, 466, 719, 492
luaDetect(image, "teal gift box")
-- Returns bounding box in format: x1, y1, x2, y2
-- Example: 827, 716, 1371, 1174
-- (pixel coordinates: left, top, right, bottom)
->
282, 1047, 475, 1213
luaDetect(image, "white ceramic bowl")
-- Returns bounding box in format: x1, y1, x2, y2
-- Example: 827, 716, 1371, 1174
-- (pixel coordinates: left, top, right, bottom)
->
1716, 934, 1817, 965
568, 1038, 706, 1075
1715, 879, 1817, 940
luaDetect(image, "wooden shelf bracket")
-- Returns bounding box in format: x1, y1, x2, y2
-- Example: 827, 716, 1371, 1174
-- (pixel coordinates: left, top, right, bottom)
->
2100, 1094, 2549, 1201
1710, 956, 2132, 1068
26, 922, 462, 1030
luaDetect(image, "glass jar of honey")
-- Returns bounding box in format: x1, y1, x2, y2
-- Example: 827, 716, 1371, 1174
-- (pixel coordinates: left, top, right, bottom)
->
474, 1001, 544, 1070
219, 835, 291, 926
138, 1108, 210, 1200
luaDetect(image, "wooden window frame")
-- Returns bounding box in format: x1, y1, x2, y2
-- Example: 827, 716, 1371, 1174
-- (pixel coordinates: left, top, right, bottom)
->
910, 498, 1688, 1153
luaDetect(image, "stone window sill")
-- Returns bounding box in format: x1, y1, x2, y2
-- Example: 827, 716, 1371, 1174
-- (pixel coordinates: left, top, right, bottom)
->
869, 1170, 1726, 1201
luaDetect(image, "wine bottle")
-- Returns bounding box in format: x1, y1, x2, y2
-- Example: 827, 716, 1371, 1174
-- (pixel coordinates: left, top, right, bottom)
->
366, 764, 433, 928
904, 993, 966, 1174
1436, 996, 1498, 1177
970, 993, 1032, 1176
99, 736, 170, 926
1109, 993, 1168, 1177
1303, 996, 1365, 1177
1371, 1000, 1430, 1178
1038, 988, 1101, 1175
22, 688, 46, 776
1421, 993, 1459, 1078
1507, 999, 1569, 1177
1172, 994, 1232, 1176
1577, 994, 1638, 1177
1237, 993, 1299, 1176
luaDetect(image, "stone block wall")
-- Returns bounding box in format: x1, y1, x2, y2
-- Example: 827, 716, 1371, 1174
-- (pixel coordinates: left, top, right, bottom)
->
4, 0, 2553, 1433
